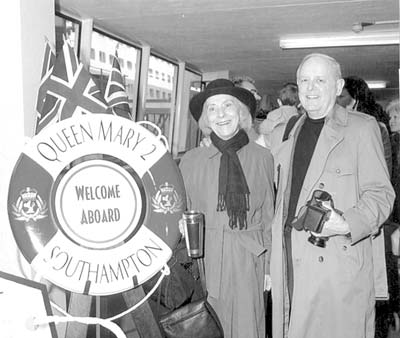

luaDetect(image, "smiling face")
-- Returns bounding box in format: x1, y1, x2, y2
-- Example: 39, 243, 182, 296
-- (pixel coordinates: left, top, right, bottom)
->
297, 56, 344, 119
205, 94, 241, 140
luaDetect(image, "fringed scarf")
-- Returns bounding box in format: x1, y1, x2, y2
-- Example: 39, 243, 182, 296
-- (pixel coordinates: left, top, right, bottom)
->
210, 129, 250, 230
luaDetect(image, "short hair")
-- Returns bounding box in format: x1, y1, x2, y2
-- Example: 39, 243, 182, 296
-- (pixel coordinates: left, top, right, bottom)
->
231, 75, 256, 87
279, 82, 299, 106
296, 53, 342, 80
198, 97, 252, 136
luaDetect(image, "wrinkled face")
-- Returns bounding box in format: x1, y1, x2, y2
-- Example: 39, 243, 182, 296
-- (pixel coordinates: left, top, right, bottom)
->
297, 56, 344, 119
389, 109, 400, 133
237, 80, 261, 103
205, 94, 240, 140
336, 87, 354, 109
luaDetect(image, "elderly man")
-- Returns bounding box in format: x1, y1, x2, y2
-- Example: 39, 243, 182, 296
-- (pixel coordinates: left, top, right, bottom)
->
270, 53, 395, 338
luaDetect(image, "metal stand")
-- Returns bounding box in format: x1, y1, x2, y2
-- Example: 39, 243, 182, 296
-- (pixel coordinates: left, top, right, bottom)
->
57, 286, 162, 338
196, 257, 207, 295
65, 293, 92, 337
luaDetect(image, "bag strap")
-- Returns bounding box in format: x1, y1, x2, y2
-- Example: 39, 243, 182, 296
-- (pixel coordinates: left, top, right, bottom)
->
282, 115, 300, 142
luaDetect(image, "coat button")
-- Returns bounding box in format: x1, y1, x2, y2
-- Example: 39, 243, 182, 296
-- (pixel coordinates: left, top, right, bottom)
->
319, 182, 325, 189
336, 168, 341, 174
318, 256, 324, 262
343, 245, 347, 251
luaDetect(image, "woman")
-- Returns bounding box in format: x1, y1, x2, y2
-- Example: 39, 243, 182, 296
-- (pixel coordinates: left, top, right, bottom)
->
337, 75, 392, 173
179, 79, 274, 338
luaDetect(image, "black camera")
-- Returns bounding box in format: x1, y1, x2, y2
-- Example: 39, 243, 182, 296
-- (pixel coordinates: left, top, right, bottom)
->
292, 190, 333, 247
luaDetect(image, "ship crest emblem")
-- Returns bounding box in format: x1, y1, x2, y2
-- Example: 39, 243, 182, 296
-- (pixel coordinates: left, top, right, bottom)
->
152, 182, 183, 214
12, 187, 48, 222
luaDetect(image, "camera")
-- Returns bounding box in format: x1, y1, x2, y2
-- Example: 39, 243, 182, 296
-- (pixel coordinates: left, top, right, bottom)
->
292, 190, 333, 247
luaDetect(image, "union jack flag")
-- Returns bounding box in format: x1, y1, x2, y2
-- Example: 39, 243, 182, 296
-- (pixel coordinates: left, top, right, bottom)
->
36, 39, 108, 134
104, 51, 132, 119
35, 39, 56, 133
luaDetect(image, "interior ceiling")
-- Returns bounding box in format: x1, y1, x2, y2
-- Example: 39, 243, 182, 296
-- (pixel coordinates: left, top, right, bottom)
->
57, 0, 399, 99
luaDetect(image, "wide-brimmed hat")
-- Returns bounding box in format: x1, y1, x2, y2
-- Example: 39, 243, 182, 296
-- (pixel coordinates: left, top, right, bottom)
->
189, 78, 256, 121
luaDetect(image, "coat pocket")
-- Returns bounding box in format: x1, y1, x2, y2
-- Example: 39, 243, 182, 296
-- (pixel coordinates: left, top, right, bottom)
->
330, 235, 363, 280
320, 165, 357, 211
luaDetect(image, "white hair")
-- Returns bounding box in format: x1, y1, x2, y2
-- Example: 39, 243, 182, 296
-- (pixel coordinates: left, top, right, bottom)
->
296, 53, 342, 80
386, 98, 400, 115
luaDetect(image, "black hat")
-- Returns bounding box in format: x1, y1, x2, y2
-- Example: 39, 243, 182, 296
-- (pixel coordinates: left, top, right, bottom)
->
189, 79, 256, 121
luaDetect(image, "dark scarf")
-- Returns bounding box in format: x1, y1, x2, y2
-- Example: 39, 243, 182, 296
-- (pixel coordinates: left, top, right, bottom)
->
210, 129, 250, 229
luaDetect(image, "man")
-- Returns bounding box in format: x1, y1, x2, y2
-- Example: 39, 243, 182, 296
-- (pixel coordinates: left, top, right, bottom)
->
270, 53, 394, 338
232, 76, 262, 105
232, 76, 263, 142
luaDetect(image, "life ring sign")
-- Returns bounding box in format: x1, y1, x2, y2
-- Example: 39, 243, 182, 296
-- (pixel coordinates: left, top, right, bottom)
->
7, 114, 185, 296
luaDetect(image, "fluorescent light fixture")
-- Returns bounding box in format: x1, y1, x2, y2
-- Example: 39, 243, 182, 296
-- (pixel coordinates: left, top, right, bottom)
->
366, 81, 387, 89
280, 29, 399, 49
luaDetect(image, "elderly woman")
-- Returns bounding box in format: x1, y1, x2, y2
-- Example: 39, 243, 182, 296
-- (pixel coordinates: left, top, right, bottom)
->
179, 79, 275, 338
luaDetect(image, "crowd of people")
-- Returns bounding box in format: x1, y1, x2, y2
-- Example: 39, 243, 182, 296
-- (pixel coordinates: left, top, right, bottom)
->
175, 52, 399, 338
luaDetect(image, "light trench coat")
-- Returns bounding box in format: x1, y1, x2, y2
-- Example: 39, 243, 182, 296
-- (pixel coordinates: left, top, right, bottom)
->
270, 105, 395, 338
180, 141, 274, 338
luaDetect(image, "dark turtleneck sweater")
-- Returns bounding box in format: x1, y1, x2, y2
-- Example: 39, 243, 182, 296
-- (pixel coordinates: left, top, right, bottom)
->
284, 114, 325, 304
285, 115, 325, 229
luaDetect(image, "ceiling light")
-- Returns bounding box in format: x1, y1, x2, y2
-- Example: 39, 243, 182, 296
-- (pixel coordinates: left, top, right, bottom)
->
366, 81, 387, 89
279, 30, 399, 49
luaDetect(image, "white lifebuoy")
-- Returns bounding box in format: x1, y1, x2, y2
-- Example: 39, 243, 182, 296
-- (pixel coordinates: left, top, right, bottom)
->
8, 114, 185, 296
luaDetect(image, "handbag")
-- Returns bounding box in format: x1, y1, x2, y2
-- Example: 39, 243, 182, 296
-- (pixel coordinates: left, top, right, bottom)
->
159, 296, 224, 338
158, 254, 224, 338
142, 238, 203, 311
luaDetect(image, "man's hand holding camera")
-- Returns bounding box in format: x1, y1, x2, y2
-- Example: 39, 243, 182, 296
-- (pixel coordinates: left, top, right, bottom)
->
310, 201, 350, 238
293, 190, 351, 247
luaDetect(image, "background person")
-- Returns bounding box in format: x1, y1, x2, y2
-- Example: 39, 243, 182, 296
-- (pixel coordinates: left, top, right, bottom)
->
180, 79, 275, 338
337, 75, 392, 174
270, 53, 395, 338
387, 98, 400, 223
385, 98, 400, 334
258, 82, 301, 151
232, 75, 262, 104
232, 75, 263, 141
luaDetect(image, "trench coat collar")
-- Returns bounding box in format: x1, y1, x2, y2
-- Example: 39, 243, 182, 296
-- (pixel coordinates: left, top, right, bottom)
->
295, 104, 347, 202
325, 103, 348, 127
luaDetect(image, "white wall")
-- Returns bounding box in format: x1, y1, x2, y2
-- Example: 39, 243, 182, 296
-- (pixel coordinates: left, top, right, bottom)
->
0, 0, 55, 277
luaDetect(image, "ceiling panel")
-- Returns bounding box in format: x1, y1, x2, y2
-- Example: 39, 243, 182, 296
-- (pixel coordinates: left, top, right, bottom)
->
57, 0, 399, 101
